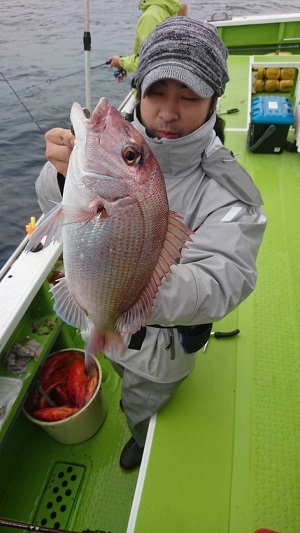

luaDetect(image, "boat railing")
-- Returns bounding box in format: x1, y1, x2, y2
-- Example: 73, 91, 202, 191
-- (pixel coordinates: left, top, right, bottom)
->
0, 215, 45, 282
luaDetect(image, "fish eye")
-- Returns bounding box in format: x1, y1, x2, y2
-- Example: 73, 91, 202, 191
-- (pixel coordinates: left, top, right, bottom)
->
121, 143, 142, 166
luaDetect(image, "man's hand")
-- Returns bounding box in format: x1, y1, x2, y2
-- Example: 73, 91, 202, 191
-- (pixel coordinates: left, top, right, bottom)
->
45, 128, 74, 177
109, 55, 121, 69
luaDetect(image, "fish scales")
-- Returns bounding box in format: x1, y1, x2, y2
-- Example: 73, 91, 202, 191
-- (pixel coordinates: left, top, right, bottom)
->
27, 97, 193, 362
63, 195, 167, 325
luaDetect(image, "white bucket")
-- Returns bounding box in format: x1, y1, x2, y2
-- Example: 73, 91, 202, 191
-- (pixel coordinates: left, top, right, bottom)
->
23, 350, 106, 444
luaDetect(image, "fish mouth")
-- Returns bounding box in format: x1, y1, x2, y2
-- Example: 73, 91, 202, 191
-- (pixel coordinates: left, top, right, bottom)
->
88, 98, 111, 130
71, 97, 121, 139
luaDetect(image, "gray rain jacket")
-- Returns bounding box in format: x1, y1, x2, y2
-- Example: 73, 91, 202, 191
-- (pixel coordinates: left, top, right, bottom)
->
106, 112, 267, 382
35, 112, 267, 383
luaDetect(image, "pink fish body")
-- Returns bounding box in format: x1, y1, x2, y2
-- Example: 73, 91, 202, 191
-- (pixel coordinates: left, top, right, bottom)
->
28, 98, 193, 358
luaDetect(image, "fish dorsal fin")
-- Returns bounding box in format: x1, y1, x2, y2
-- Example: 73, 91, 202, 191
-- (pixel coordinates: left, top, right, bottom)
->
50, 277, 89, 331
116, 211, 193, 334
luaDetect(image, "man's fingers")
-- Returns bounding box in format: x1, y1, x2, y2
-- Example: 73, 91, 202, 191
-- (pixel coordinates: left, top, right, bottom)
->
45, 128, 74, 147
44, 128, 74, 176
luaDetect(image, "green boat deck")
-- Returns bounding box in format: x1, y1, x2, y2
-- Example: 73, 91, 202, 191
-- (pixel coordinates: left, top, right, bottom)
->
1, 53, 300, 533
0, 348, 138, 533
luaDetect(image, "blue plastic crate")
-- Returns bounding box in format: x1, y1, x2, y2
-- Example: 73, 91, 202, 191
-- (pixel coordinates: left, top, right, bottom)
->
251, 96, 294, 124
248, 96, 294, 153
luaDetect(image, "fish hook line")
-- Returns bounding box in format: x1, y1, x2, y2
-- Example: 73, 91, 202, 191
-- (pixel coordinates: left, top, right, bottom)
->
0, 62, 110, 100
0, 70, 45, 135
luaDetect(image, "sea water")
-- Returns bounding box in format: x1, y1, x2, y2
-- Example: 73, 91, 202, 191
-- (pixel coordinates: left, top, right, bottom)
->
0, 0, 299, 268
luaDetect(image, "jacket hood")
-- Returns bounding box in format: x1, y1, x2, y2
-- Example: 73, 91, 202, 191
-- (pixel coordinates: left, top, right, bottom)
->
133, 110, 263, 207
139, 0, 181, 16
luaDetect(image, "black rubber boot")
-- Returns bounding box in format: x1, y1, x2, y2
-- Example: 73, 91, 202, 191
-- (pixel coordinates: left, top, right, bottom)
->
120, 437, 144, 470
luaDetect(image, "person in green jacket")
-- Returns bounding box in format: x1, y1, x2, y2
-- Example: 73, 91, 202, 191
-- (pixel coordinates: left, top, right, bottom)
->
109, 0, 181, 75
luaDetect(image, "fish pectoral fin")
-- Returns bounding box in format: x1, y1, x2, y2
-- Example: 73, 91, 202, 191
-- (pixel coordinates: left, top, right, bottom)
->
50, 277, 89, 330
26, 203, 63, 251
116, 211, 194, 334
62, 205, 98, 225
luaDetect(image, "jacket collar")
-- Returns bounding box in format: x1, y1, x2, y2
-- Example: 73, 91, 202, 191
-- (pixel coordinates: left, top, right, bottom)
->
132, 111, 218, 179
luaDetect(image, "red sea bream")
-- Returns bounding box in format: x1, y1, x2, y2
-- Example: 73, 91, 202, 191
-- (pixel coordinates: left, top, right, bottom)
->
28, 98, 193, 360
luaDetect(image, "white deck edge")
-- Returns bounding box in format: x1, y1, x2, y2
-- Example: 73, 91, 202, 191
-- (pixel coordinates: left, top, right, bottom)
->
126, 414, 157, 533
208, 12, 300, 28
0, 242, 62, 352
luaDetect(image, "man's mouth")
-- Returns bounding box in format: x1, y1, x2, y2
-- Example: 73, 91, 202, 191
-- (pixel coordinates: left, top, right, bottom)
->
156, 130, 179, 139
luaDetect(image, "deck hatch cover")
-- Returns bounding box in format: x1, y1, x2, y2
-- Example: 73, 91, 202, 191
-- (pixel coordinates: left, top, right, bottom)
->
33, 462, 85, 529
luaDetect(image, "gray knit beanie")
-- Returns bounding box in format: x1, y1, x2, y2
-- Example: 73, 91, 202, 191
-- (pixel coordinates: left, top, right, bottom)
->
135, 17, 229, 98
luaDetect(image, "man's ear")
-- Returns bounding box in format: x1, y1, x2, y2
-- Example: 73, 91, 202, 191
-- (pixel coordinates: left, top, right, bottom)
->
209, 94, 218, 115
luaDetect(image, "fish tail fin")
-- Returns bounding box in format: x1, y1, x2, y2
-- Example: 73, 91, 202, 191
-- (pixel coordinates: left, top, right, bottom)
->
85, 327, 125, 364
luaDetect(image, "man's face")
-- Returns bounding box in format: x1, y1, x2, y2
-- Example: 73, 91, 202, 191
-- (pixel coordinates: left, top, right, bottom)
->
140, 79, 213, 139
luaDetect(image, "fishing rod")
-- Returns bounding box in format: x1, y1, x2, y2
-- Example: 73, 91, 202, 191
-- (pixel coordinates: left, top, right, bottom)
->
0, 60, 111, 134
84, 0, 91, 110
0, 517, 111, 533
0, 62, 111, 100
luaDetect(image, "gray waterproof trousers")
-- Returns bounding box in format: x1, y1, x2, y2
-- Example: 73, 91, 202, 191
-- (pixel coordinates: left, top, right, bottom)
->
110, 361, 186, 447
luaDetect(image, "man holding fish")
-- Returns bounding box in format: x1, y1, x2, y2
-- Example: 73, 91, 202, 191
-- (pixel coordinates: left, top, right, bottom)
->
35, 17, 267, 470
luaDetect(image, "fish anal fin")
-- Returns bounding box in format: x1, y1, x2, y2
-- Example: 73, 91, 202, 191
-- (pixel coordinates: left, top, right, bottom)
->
50, 277, 88, 330
117, 211, 194, 334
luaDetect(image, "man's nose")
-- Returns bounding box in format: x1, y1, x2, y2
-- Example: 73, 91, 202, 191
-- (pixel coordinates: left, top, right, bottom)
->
159, 101, 179, 122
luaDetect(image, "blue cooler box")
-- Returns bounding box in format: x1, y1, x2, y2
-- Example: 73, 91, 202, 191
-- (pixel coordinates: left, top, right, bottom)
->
248, 96, 294, 154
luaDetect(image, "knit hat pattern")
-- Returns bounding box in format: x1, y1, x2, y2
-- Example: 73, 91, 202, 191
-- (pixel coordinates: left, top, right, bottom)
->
135, 17, 229, 98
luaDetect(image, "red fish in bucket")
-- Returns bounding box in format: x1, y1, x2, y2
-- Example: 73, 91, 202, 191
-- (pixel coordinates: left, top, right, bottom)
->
25, 351, 99, 422
27, 98, 193, 366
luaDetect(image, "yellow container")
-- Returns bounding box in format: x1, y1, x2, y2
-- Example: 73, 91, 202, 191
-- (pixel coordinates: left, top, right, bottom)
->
265, 68, 280, 80
256, 68, 266, 80
255, 79, 280, 92
280, 68, 295, 80
265, 79, 280, 92
23, 350, 106, 444
279, 79, 294, 92
256, 79, 265, 92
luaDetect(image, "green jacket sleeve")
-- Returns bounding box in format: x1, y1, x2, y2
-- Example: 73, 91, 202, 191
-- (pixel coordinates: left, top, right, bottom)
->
119, 54, 139, 73
119, 13, 165, 72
